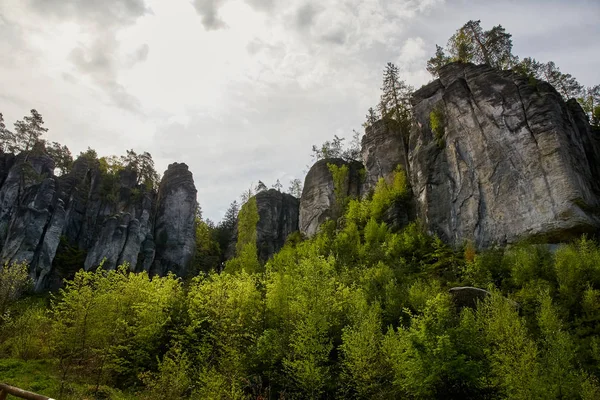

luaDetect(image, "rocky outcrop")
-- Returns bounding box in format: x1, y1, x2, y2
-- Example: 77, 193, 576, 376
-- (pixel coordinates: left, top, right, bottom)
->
0, 150, 197, 290
449, 287, 490, 309
299, 158, 363, 237
409, 62, 600, 247
361, 119, 409, 193
152, 163, 197, 276
254, 189, 299, 261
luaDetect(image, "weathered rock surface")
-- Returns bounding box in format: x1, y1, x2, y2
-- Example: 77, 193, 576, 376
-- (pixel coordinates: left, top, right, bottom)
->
409, 62, 600, 247
0, 149, 197, 290
361, 118, 409, 193
152, 163, 197, 276
254, 189, 300, 261
449, 286, 491, 309
299, 158, 363, 237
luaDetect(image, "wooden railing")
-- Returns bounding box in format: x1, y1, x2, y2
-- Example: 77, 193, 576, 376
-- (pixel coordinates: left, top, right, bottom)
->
0, 383, 54, 400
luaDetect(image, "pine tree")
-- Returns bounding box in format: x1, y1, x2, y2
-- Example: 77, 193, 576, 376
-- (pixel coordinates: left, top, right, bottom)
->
1, 109, 48, 154
364, 107, 379, 128
255, 180, 267, 192
426, 45, 451, 77
428, 20, 517, 76
379, 63, 412, 122
272, 179, 283, 191
288, 178, 303, 198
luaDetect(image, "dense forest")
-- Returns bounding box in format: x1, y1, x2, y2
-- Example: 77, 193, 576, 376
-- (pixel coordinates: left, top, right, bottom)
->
0, 19, 599, 399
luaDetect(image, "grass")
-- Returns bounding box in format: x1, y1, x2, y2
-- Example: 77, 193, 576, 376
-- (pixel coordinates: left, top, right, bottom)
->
0, 358, 139, 400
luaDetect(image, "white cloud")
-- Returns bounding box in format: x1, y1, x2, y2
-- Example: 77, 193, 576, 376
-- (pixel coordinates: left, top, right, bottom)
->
1, 0, 599, 221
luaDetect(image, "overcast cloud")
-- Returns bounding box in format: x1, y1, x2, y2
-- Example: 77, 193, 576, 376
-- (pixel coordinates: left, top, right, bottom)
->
0, 0, 599, 221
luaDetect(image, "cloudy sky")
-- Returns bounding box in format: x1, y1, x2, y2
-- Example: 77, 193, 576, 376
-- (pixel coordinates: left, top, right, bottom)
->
1, 0, 598, 221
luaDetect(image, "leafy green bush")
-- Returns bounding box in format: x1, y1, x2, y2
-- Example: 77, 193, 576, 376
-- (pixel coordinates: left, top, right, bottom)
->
430, 105, 446, 148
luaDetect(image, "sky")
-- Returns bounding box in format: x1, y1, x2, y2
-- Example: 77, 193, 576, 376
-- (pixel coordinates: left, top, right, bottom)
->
1, 0, 599, 222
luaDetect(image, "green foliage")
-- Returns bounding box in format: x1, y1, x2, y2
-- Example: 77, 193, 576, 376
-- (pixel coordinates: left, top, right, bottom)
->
50, 267, 181, 393
192, 217, 222, 274
3, 192, 600, 400
52, 236, 87, 280
429, 105, 446, 148
0, 109, 48, 154
46, 142, 73, 175
225, 196, 260, 274
327, 163, 350, 219
0, 262, 31, 319
427, 20, 517, 76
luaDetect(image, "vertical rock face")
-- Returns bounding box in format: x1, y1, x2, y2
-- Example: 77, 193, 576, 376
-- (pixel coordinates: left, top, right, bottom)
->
0, 149, 198, 290
152, 163, 197, 276
409, 63, 600, 247
299, 158, 363, 237
361, 119, 409, 193
254, 189, 300, 261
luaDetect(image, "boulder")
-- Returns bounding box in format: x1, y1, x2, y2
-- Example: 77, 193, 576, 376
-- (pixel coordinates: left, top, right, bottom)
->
449, 286, 490, 308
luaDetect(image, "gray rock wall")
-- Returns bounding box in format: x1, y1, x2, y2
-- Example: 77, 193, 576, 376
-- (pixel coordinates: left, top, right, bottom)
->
0, 151, 197, 290
299, 158, 363, 237
361, 118, 409, 193
409, 63, 600, 247
152, 163, 197, 277
255, 189, 299, 261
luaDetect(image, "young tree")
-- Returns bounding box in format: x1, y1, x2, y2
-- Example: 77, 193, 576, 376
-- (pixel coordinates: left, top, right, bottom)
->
272, 179, 283, 192
364, 107, 379, 128
426, 45, 451, 76
311, 135, 345, 161
342, 130, 362, 162
0, 113, 12, 153
579, 85, 600, 127
46, 142, 73, 176
240, 185, 254, 204
288, 178, 303, 198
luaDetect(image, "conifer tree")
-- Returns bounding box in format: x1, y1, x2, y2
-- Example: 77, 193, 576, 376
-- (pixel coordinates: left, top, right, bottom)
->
288, 178, 303, 198
0, 109, 48, 153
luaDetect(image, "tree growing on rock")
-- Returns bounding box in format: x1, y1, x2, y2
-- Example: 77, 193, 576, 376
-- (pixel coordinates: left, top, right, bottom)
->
0, 109, 48, 154
364, 107, 379, 128
121, 149, 160, 190
580, 85, 600, 128
288, 178, 303, 198
46, 142, 73, 176
427, 20, 517, 76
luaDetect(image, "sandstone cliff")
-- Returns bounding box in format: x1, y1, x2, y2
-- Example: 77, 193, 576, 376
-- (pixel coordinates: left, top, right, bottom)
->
255, 189, 299, 261
299, 158, 363, 237
0, 152, 197, 290
409, 63, 600, 247
300, 62, 600, 246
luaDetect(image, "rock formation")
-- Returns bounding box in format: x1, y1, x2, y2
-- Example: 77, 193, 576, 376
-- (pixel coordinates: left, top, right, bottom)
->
361, 118, 409, 193
152, 163, 197, 277
409, 62, 600, 247
0, 152, 197, 290
299, 62, 599, 247
299, 158, 363, 237
254, 189, 299, 261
